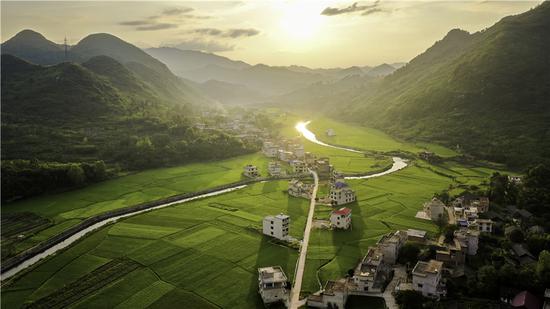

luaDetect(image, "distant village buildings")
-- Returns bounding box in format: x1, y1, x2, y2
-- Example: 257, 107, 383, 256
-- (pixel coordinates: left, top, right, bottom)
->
258, 266, 289, 305
290, 160, 308, 175
262, 141, 279, 158
307, 279, 348, 309
377, 230, 407, 264
315, 157, 333, 179
330, 207, 352, 230
288, 179, 314, 199
262, 214, 290, 240
243, 164, 260, 178
268, 161, 282, 177
326, 128, 336, 137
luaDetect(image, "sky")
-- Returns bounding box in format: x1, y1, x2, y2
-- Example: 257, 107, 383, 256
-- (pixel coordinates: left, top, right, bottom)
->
1, 1, 541, 68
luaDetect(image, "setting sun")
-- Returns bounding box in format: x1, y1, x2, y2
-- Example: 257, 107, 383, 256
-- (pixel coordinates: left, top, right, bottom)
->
279, 1, 326, 41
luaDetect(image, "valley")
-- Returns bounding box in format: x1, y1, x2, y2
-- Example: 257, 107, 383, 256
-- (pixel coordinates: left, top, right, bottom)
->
1, 117, 511, 308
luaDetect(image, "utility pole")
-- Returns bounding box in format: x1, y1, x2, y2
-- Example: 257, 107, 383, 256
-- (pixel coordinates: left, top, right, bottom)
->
64, 36, 68, 60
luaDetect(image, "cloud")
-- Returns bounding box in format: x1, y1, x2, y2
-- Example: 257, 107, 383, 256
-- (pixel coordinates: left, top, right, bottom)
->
321, 0, 381, 16
189, 27, 260, 38
118, 6, 210, 31
362, 7, 383, 16
162, 7, 194, 16
119, 20, 150, 26
225, 28, 260, 38
136, 23, 179, 31
166, 39, 235, 52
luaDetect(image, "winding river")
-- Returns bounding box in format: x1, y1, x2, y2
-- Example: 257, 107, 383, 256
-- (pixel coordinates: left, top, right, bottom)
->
295, 121, 408, 179
1, 121, 407, 281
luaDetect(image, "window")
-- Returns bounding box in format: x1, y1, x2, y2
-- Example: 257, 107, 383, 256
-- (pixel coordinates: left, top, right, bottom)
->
418, 283, 423, 288
271, 232, 273, 235
271, 226, 273, 229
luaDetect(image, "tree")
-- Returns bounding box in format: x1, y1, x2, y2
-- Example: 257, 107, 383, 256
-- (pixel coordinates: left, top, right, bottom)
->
508, 229, 525, 243
395, 290, 425, 309
66, 164, 85, 186
398, 242, 421, 265
536, 250, 550, 287
475, 265, 499, 298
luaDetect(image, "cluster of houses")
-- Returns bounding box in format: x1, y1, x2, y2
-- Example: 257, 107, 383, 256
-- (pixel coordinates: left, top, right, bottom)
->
306, 229, 448, 308
194, 113, 269, 142
418, 196, 494, 234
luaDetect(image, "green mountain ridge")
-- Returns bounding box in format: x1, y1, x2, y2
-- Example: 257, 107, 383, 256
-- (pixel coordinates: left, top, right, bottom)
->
333, 2, 550, 167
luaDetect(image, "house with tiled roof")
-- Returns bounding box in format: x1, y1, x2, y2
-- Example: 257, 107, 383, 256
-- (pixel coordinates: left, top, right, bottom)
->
330, 207, 352, 230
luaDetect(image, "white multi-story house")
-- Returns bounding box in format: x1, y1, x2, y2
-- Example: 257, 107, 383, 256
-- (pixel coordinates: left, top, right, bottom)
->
326, 128, 336, 137
352, 247, 386, 293
474, 219, 493, 233
290, 160, 308, 175
268, 161, 282, 177
263, 214, 290, 240
262, 141, 279, 158
412, 260, 446, 299
330, 181, 356, 206
424, 198, 446, 222
243, 165, 260, 178
330, 207, 352, 230
258, 266, 289, 305
454, 228, 479, 256
288, 179, 313, 199
377, 230, 407, 264
307, 279, 348, 309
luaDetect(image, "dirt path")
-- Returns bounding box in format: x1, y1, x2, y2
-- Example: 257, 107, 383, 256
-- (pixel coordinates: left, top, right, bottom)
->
289, 170, 319, 309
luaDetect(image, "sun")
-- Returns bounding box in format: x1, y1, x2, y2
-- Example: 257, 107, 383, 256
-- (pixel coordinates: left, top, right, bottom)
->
279, 1, 326, 41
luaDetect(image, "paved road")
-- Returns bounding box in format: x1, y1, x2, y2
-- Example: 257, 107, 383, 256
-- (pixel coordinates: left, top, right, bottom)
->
289, 170, 319, 309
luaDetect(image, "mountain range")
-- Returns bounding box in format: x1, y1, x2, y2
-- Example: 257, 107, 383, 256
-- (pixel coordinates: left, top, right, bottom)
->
322, 2, 550, 167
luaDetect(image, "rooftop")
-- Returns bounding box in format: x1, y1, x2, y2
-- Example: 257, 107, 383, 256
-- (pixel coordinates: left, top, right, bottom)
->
258, 266, 288, 284
412, 260, 443, 277
407, 229, 427, 238
332, 207, 352, 216
323, 279, 347, 295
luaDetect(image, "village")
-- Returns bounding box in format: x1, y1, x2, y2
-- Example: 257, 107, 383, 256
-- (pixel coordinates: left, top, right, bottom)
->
249, 136, 550, 309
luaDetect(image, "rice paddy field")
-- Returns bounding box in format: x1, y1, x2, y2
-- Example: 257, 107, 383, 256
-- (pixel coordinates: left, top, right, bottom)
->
2, 115, 513, 308
2, 181, 308, 309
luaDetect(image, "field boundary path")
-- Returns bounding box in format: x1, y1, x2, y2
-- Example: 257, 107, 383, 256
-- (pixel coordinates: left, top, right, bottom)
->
289, 170, 319, 309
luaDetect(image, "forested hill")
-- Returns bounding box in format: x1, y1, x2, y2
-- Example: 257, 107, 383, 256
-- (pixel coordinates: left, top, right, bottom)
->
1, 30, 211, 108
0, 54, 254, 201
338, 2, 550, 167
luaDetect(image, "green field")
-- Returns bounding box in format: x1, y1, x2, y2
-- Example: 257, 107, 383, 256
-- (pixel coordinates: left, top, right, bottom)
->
2, 115, 512, 308
2, 181, 307, 309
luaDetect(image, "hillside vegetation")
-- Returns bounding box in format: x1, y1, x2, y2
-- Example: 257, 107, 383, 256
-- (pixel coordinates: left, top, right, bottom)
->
337, 2, 550, 168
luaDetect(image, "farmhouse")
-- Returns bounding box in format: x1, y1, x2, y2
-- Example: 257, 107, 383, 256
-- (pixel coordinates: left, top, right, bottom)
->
377, 230, 407, 264
412, 260, 446, 299
454, 228, 479, 256
423, 198, 446, 222
352, 247, 389, 293
315, 157, 333, 178
307, 279, 348, 309
288, 179, 313, 199
329, 181, 356, 206
407, 229, 428, 242
435, 238, 465, 267
330, 207, 352, 230
474, 219, 494, 233
326, 128, 336, 137
290, 160, 308, 175
243, 165, 260, 178
268, 161, 282, 177
262, 214, 290, 240
508, 175, 523, 184
258, 266, 289, 305
262, 141, 279, 158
